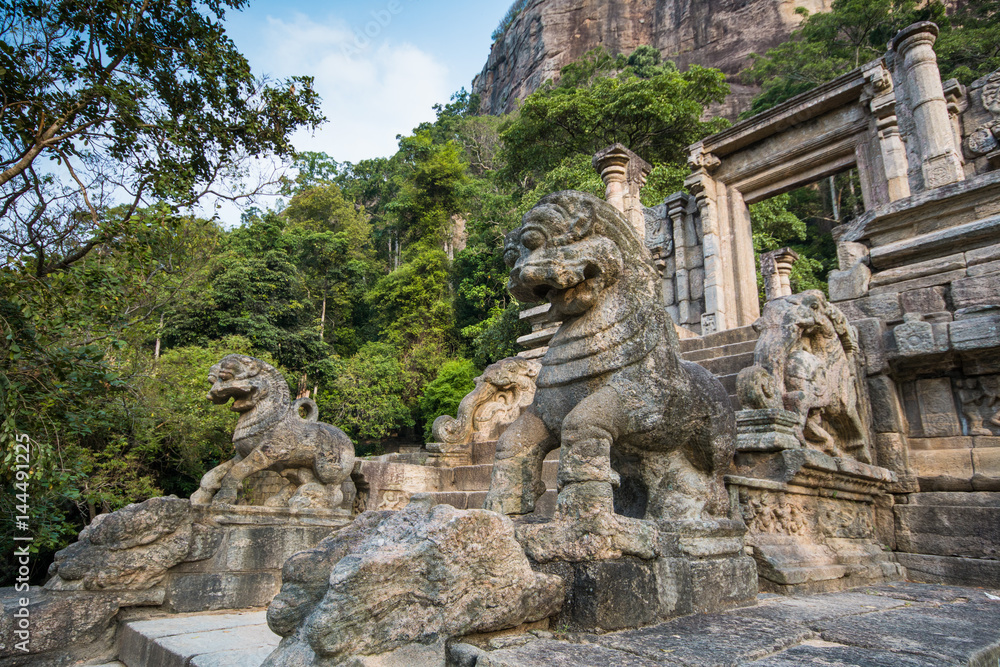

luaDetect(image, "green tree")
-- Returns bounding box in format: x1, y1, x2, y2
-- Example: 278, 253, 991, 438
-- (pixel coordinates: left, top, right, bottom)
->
741, 0, 949, 116
749, 193, 830, 301
0, 0, 323, 276
500, 46, 729, 188
418, 359, 479, 440
937, 0, 1000, 84
317, 342, 413, 451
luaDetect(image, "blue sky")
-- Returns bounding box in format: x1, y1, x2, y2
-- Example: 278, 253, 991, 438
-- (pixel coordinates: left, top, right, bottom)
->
224, 0, 515, 162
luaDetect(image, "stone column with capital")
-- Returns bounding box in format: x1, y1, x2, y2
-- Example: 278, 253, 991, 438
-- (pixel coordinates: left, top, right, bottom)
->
862, 61, 911, 202
760, 248, 799, 302
892, 22, 964, 190
593, 144, 652, 238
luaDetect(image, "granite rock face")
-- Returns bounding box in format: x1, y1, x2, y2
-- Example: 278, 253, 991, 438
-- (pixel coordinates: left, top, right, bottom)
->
472, 0, 829, 118
263, 496, 565, 665
484, 191, 738, 563
191, 354, 356, 509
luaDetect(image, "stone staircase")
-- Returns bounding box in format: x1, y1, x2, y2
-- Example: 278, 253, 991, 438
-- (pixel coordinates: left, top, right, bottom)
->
679, 325, 759, 410
356, 441, 559, 516
426, 443, 559, 516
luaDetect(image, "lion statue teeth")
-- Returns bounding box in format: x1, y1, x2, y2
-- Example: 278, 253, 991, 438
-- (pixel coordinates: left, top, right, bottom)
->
190, 354, 356, 509
483, 191, 738, 563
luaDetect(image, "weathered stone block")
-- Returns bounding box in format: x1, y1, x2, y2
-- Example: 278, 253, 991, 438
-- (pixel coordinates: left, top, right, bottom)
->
951, 274, 1000, 310
896, 552, 1000, 588
836, 293, 903, 323
0, 591, 120, 662
867, 376, 907, 433
974, 435, 1000, 448
874, 432, 909, 474
895, 499, 1000, 559
541, 558, 661, 632
972, 448, 1000, 489
949, 315, 1000, 351
868, 253, 965, 289
828, 263, 871, 302
264, 499, 565, 664
899, 286, 949, 314
914, 378, 962, 437
164, 571, 281, 613
965, 242, 1000, 267
893, 314, 942, 356
967, 258, 1000, 276
853, 318, 887, 374
869, 269, 967, 296
907, 436, 974, 450
909, 449, 974, 487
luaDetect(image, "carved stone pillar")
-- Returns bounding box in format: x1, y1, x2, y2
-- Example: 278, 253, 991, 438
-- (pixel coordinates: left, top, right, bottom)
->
593, 144, 652, 238
760, 248, 799, 302
863, 62, 911, 202
685, 143, 726, 334
666, 192, 692, 325
892, 22, 964, 189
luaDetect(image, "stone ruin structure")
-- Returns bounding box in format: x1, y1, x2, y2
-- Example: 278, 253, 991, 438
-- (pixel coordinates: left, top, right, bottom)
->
4, 19, 1000, 667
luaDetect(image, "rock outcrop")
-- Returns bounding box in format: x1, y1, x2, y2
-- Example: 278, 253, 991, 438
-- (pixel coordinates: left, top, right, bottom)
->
472, 0, 831, 118
264, 495, 565, 665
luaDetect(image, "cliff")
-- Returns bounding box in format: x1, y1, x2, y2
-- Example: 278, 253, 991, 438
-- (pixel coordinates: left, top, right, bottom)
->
472, 0, 832, 119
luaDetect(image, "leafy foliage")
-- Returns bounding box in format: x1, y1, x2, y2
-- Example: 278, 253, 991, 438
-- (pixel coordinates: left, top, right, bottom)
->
418, 359, 479, 439
0, 0, 323, 277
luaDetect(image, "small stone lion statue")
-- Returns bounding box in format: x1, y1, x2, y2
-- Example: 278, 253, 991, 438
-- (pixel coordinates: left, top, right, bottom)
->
428, 356, 541, 452
191, 354, 356, 509
737, 291, 871, 462
483, 191, 737, 562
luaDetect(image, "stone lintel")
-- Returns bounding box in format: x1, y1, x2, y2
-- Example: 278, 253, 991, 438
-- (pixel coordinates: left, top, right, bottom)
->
696, 64, 872, 158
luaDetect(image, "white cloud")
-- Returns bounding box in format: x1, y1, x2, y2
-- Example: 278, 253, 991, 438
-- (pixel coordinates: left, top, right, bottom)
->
203, 12, 453, 226
260, 12, 452, 162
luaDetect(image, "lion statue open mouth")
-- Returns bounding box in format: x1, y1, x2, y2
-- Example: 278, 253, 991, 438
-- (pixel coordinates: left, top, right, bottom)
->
191, 354, 356, 509
484, 191, 738, 562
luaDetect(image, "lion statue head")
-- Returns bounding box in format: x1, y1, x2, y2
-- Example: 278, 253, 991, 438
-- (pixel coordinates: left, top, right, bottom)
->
504, 191, 653, 318
207, 354, 290, 415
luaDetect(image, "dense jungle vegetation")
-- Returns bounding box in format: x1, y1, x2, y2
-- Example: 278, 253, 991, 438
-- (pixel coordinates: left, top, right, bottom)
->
2, 0, 996, 581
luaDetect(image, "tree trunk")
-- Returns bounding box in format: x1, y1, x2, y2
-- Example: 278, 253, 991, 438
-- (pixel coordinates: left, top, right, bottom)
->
154, 313, 164, 361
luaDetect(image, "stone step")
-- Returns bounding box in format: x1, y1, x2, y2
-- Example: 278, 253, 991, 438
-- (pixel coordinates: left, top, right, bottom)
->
425, 488, 557, 517
694, 351, 756, 377
118, 610, 277, 667
443, 460, 559, 492
682, 338, 758, 363
678, 325, 758, 354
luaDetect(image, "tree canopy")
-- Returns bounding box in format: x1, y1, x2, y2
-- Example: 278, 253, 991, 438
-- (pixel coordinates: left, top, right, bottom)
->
0, 0, 323, 276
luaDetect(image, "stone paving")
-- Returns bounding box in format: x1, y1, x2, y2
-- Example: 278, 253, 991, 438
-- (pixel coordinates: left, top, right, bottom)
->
118, 610, 278, 667
118, 582, 1000, 666
452, 583, 1000, 666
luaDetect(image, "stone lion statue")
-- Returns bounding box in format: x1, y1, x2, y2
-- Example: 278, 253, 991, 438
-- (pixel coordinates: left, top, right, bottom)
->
737, 291, 871, 462
428, 356, 541, 452
191, 354, 356, 509
483, 191, 737, 562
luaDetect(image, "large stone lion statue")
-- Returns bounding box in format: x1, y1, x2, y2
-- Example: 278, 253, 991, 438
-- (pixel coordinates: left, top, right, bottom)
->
483, 191, 737, 562
191, 354, 356, 509
737, 291, 871, 463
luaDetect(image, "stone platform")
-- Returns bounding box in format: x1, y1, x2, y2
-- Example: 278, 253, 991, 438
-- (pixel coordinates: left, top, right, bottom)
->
115, 583, 999, 666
